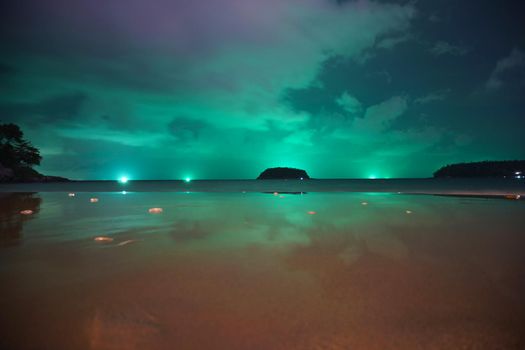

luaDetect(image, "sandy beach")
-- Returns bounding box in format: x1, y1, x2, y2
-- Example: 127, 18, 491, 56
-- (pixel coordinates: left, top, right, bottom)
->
1, 191, 524, 349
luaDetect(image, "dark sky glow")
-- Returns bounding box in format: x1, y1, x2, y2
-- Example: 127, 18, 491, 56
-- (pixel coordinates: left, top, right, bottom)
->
1, 0, 524, 179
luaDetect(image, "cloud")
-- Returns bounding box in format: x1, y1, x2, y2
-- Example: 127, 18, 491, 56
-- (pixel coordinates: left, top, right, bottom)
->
1, 0, 425, 178
326, 95, 449, 162
414, 89, 449, 104
0, 63, 16, 77
375, 33, 412, 49
3, 0, 415, 129
485, 48, 525, 90
428, 14, 441, 22
0, 93, 86, 125
429, 41, 468, 56
335, 92, 363, 115
283, 129, 316, 146
355, 95, 408, 134
168, 117, 209, 142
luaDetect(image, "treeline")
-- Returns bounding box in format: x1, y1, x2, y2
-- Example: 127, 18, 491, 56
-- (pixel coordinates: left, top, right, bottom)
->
1, 123, 68, 182
433, 160, 525, 178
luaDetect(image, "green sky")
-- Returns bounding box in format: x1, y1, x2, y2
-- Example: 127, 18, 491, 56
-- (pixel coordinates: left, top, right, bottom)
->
1, 0, 524, 179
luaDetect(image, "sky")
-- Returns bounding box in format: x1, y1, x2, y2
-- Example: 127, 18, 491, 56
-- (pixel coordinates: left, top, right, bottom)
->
1, 0, 524, 180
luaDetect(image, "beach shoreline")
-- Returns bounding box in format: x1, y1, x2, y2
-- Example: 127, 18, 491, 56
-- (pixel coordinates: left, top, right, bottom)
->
1, 178, 524, 196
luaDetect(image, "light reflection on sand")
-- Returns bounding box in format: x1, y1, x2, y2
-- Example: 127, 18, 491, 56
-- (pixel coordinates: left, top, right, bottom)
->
0, 192, 524, 349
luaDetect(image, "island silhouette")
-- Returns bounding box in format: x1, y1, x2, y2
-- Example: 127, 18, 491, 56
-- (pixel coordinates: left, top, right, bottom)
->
433, 160, 525, 178
257, 167, 310, 180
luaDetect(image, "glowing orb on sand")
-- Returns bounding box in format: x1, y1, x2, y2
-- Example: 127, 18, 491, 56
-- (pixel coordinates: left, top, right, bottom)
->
148, 207, 163, 214
505, 194, 521, 200
94, 236, 114, 242
20, 210, 33, 215
90, 198, 99, 203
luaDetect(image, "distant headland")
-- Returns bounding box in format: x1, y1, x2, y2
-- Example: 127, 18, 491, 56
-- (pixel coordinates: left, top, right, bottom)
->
0, 123, 69, 183
433, 160, 525, 178
257, 167, 310, 180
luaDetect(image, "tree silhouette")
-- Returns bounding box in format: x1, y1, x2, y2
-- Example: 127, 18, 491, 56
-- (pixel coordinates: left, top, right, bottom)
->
434, 160, 525, 178
0, 123, 42, 168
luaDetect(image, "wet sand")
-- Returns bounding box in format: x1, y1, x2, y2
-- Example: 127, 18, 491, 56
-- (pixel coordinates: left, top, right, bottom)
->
1, 192, 524, 349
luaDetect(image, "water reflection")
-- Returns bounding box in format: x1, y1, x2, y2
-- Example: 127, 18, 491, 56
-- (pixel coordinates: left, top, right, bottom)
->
0, 193, 41, 246
170, 220, 211, 243
0, 192, 524, 349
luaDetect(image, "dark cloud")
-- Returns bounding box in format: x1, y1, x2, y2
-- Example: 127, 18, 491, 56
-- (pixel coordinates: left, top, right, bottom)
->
168, 117, 210, 142
486, 48, 525, 90
429, 41, 469, 56
0, 63, 16, 77
0, 93, 86, 125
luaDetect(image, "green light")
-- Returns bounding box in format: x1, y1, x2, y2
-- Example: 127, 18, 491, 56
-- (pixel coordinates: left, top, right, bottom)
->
185, 177, 191, 182
119, 176, 129, 184
368, 175, 377, 179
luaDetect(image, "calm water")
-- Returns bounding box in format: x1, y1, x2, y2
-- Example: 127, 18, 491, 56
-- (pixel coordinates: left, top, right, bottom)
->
1, 191, 525, 349
1, 178, 525, 195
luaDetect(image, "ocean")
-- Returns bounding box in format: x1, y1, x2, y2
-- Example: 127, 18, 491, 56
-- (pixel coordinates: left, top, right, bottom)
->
1, 178, 525, 195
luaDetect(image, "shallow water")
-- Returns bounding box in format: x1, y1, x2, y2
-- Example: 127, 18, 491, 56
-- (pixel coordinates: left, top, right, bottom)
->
1, 178, 525, 195
1, 192, 524, 349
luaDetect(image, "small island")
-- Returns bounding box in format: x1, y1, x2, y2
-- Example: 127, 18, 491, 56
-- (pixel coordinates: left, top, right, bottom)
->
0, 123, 69, 183
257, 167, 310, 180
433, 160, 525, 178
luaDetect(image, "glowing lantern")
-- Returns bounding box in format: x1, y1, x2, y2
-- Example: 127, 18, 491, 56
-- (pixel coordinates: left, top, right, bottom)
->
504, 194, 521, 200
148, 207, 163, 214
90, 198, 99, 203
20, 210, 33, 215
94, 236, 114, 242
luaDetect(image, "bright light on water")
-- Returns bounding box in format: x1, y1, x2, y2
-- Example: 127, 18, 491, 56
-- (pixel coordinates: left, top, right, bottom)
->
368, 175, 377, 179
185, 177, 191, 182
119, 176, 129, 184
